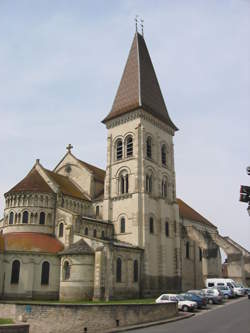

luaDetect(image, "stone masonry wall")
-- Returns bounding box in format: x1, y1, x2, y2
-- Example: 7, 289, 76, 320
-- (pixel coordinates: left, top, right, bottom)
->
0, 324, 29, 333
0, 302, 177, 333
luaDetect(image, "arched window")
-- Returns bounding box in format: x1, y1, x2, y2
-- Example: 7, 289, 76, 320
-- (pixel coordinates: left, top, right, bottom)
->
59, 223, 64, 237
22, 211, 29, 224
119, 172, 129, 194
9, 212, 14, 225
133, 260, 139, 282
116, 258, 122, 283
96, 206, 99, 217
11, 260, 20, 284
199, 247, 202, 262
161, 178, 167, 198
101, 230, 105, 239
120, 217, 125, 233
146, 137, 152, 158
39, 212, 45, 225
161, 144, 166, 166
84, 227, 88, 236
165, 222, 169, 237
146, 174, 152, 193
186, 242, 190, 259
63, 261, 70, 280
93, 229, 97, 238
149, 217, 154, 234
126, 136, 133, 157
116, 139, 123, 160
41, 261, 50, 285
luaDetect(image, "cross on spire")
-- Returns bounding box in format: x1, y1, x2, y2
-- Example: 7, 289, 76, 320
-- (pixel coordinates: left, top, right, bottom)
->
135, 15, 144, 37
66, 144, 73, 153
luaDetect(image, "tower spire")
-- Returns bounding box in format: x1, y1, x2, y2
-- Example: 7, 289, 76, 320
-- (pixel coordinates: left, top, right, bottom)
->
102, 32, 178, 131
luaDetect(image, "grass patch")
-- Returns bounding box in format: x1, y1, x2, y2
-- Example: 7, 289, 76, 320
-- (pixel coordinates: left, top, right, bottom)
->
0, 318, 14, 325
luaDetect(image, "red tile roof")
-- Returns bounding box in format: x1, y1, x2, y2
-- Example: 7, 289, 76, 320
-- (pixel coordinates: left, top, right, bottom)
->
2, 232, 64, 253
6, 167, 54, 195
177, 198, 217, 229
102, 33, 178, 131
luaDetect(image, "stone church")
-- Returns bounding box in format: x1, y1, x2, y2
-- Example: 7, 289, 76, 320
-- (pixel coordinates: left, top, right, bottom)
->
0, 32, 249, 301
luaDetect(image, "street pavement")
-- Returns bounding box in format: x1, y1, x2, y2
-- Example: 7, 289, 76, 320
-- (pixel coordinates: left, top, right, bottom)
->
123, 297, 250, 333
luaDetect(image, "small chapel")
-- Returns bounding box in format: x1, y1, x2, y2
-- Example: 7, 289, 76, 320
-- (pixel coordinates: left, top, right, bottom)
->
0, 31, 248, 301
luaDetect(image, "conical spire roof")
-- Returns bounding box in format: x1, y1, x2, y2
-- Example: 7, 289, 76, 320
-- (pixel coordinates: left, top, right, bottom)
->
102, 33, 178, 131
6, 167, 53, 195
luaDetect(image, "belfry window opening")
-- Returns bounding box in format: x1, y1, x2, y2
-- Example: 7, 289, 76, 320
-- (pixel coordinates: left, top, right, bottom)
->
146, 137, 152, 159
162, 178, 167, 198
116, 139, 123, 160
119, 172, 129, 194
146, 174, 152, 193
161, 144, 166, 166
126, 136, 133, 157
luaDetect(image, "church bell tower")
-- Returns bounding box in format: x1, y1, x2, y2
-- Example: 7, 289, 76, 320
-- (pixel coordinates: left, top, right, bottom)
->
102, 31, 181, 294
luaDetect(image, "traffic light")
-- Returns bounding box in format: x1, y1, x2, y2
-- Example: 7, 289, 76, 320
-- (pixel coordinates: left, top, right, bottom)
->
239, 185, 250, 203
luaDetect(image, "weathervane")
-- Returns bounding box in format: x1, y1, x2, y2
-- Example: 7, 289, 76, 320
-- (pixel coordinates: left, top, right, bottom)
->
135, 15, 144, 37
66, 144, 73, 153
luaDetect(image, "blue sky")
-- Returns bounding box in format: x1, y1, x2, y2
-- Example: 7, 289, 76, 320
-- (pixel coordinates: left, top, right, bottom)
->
0, 0, 249, 252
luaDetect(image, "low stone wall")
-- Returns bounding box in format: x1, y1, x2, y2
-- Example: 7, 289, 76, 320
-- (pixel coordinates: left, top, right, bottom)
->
0, 302, 177, 333
0, 324, 29, 333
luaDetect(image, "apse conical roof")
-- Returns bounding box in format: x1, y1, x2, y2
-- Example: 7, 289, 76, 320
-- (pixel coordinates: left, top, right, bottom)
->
102, 33, 178, 130
6, 167, 53, 195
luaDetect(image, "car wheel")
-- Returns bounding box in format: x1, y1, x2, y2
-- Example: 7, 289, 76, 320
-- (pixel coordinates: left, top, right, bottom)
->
182, 305, 189, 312
208, 299, 213, 304
224, 294, 229, 299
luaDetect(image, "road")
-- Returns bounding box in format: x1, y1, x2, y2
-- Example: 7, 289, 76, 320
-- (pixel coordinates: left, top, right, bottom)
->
124, 297, 250, 333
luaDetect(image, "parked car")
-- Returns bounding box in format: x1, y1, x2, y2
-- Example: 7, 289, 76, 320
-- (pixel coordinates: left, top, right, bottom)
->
202, 288, 223, 304
206, 278, 244, 297
181, 292, 206, 309
248, 290, 250, 300
233, 284, 245, 296
187, 289, 206, 297
217, 286, 234, 299
237, 284, 250, 295
155, 294, 197, 312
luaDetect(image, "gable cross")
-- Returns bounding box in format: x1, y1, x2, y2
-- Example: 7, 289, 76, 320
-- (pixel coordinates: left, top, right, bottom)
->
66, 144, 73, 153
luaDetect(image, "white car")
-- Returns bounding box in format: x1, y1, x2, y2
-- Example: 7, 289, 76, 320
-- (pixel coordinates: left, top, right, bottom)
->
156, 294, 197, 312
233, 284, 245, 296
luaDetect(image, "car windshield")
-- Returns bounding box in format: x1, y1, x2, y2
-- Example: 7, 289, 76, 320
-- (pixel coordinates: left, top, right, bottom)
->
176, 295, 185, 301
235, 284, 242, 288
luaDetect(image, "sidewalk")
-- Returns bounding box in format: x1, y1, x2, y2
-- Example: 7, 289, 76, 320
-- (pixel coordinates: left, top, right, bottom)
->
104, 312, 194, 333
